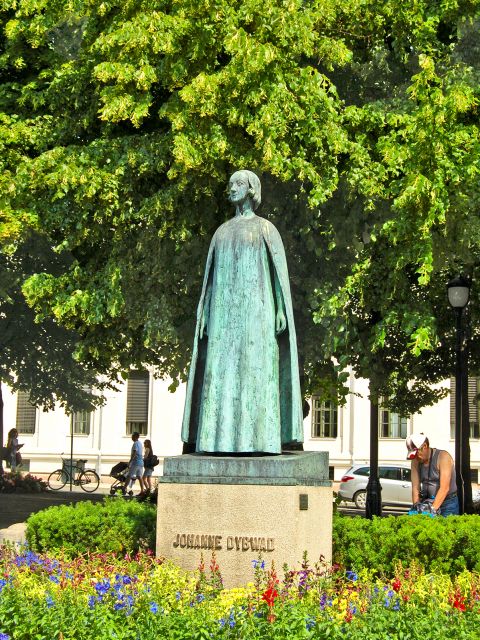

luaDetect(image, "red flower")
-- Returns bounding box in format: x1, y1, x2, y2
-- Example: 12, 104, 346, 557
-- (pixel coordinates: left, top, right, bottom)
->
262, 587, 279, 607
392, 578, 402, 592
453, 599, 466, 611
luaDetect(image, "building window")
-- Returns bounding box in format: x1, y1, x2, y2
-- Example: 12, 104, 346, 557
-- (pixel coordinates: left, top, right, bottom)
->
16, 391, 36, 434
126, 370, 149, 435
72, 410, 91, 435
311, 397, 338, 438
450, 378, 480, 439
379, 400, 407, 438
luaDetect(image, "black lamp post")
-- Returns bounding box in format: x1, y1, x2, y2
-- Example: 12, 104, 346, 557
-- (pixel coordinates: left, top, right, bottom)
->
447, 275, 471, 515
366, 395, 382, 519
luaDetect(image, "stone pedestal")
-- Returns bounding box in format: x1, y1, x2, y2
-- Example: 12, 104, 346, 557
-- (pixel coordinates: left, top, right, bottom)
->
156, 451, 332, 587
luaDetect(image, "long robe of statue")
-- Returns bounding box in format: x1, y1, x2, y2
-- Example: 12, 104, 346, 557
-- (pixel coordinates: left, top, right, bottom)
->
181, 170, 304, 454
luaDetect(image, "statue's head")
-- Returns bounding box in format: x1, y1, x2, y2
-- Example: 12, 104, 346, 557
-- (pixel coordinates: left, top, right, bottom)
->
229, 170, 261, 210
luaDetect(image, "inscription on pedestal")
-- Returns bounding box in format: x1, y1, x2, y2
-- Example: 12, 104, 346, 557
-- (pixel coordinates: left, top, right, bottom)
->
173, 533, 275, 552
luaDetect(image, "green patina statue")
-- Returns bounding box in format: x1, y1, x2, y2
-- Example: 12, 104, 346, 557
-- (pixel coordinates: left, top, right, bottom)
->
181, 170, 304, 454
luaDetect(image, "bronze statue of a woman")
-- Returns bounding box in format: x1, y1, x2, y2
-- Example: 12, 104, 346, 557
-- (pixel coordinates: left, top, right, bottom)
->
181, 170, 303, 454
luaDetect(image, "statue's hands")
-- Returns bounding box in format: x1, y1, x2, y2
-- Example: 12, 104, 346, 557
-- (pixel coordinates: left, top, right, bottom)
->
276, 309, 287, 335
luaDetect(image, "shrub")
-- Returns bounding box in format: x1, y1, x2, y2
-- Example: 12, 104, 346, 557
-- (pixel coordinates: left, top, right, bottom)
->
1, 472, 47, 492
333, 513, 480, 576
26, 497, 156, 557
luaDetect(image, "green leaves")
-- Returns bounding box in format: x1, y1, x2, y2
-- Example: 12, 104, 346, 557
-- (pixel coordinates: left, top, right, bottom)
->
1, 0, 480, 414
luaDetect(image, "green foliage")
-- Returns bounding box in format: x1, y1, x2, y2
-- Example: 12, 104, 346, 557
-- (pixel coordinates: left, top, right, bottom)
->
25, 497, 156, 556
1, 0, 480, 410
333, 513, 480, 576
0, 231, 111, 413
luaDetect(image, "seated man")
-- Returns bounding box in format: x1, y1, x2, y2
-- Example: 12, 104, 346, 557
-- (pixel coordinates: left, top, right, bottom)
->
406, 432, 459, 516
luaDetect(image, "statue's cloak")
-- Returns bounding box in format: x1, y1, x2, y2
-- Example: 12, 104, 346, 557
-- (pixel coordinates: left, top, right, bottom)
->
181, 215, 304, 453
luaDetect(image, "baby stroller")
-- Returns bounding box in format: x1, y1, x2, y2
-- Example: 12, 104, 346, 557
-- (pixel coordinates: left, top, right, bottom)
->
109, 461, 129, 495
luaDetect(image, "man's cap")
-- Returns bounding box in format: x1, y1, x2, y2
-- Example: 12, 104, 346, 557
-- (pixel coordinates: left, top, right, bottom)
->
405, 432, 427, 459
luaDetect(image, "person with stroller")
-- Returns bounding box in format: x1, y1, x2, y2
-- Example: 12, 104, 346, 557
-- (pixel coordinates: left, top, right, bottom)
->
140, 439, 155, 497
124, 432, 144, 495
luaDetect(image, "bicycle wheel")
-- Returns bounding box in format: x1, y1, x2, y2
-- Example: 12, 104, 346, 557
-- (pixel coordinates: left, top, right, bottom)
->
79, 470, 100, 493
48, 469, 68, 491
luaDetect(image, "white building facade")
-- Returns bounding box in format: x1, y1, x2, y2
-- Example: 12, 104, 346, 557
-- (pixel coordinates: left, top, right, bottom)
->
4, 370, 480, 482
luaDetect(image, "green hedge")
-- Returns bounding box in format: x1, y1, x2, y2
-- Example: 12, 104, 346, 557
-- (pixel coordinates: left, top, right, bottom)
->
26, 497, 156, 557
333, 513, 480, 576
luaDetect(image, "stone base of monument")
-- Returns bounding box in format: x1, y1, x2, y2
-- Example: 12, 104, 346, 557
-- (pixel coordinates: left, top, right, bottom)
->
156, 451, 332, 588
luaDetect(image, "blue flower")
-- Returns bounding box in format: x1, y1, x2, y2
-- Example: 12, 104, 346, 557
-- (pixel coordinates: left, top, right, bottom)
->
0, 580, 7, 594
46, 596, 55, 609
49, 575, 60, 584
150, 602, 159, 614
251, 559, 265, 569
229, 610, 235, 628
196, 594, 205, 603
95, 579, 111, 596
0, 633, 11, 640
122, 576, 132, 585
305, 616, 315, 631
88, 596, 96, 609
393, 599, 401, 611
219, 618, 226, 628
175, 591, 181, 601
65, 571, 73, 581
346, 571, 358, 582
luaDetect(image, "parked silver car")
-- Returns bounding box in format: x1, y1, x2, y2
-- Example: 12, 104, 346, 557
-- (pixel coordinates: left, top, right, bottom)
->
338, 464, 412, 509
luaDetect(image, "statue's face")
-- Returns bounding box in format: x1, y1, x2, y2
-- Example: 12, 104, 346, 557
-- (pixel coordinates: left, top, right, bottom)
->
228, 171, 250, 205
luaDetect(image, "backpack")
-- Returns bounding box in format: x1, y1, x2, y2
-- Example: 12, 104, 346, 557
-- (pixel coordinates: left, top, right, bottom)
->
145, 454, 159, 468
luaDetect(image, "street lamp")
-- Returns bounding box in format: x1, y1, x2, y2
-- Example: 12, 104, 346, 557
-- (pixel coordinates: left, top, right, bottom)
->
447, 275, 471, 515
366, 396, 382, 519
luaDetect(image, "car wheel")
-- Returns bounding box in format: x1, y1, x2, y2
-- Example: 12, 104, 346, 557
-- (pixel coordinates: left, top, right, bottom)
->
354, 490, 367, 509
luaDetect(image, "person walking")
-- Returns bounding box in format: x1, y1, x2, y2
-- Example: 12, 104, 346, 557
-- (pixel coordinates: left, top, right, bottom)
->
123, 432, 144, 495
406, 432, 459, 516
6, 429, 24, 472
141, 439, 155, 496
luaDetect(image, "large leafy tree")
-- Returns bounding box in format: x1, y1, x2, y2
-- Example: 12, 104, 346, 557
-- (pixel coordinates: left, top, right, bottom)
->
0, 0, 354, 400
0, 0, 480, 423
0, 230, 111, 466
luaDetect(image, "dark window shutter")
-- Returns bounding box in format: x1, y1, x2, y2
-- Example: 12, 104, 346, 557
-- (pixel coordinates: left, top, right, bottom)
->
126, 371, 149, 421
16, 391, 36, 434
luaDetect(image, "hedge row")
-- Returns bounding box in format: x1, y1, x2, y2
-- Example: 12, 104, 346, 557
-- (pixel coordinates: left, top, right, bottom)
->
26, 499, 480, 577
26, 497, 156, 557
333, 513, 480, 576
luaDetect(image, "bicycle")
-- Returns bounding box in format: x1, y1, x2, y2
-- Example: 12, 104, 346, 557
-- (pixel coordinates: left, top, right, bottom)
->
47, 458, 100, 493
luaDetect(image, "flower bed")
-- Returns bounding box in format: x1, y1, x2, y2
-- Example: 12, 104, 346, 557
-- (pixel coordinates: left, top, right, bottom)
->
1, 472, 47, 493
0, 547, 479, 639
